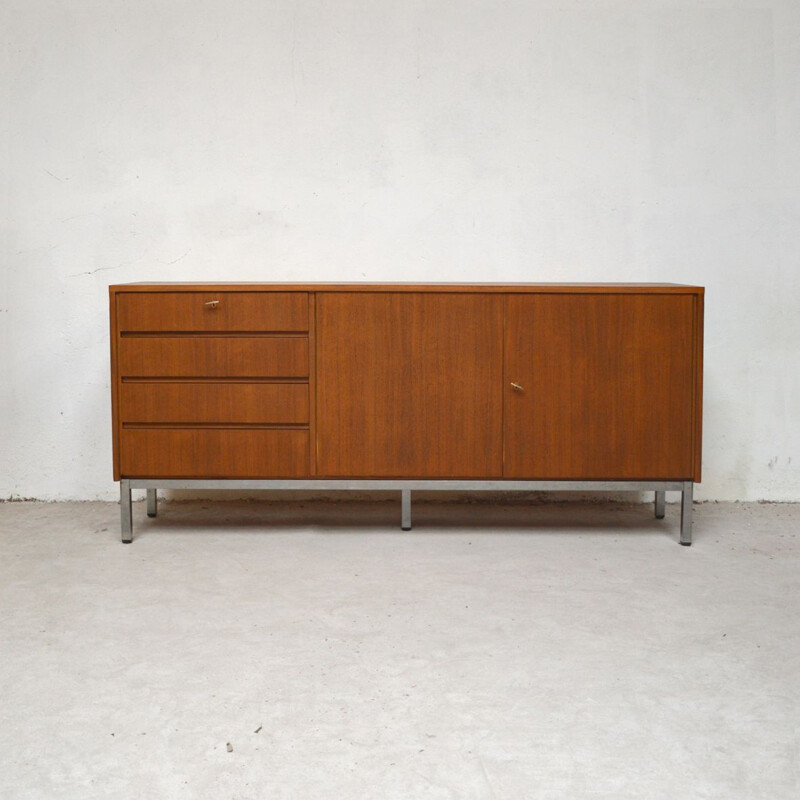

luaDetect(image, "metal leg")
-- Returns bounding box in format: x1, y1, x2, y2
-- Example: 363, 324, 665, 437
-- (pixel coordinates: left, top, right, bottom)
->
401, 489, 412, 531
146, 488, 158, 518
121, 480, 133, 544
680, 481, 693, 546
655, 490, 666, 519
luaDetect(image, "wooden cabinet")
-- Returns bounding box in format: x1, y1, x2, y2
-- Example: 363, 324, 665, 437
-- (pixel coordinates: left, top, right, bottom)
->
110, 283, 703, 544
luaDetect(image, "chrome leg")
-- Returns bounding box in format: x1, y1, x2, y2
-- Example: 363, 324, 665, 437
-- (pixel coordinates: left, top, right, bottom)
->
121, 480, 133, 544
146, 488, 158, 518
655, 490, 666, 519
401, 489, 412, 530
680, 481, 693, 546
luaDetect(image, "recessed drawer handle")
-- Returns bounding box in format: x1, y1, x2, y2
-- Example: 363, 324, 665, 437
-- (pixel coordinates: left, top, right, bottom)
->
510, 382, 524, 391
204, 300, 220, 308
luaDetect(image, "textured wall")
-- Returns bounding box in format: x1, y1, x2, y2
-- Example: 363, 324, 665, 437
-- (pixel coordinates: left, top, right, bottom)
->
2, 0, 798, 501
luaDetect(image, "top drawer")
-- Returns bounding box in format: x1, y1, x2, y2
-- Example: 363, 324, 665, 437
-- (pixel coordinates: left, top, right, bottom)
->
116, 292, 308, 333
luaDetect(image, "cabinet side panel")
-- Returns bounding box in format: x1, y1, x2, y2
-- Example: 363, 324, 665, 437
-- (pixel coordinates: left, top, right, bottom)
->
693, 293, 704, 482
110, 288, 120, 481
316, 293, 503, 477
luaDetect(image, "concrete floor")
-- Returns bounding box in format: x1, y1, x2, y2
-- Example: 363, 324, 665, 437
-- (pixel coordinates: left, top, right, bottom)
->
0, 499, 798, 799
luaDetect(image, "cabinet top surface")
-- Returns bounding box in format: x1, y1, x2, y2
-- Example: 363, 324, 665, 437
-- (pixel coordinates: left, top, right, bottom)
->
110, 282, 704, 294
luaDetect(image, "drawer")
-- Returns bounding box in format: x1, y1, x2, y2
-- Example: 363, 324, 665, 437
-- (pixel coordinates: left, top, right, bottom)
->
119, 428, 309, 477
120, 382, 308, 424
117, 292, 308, 332
119, 337, 308, 378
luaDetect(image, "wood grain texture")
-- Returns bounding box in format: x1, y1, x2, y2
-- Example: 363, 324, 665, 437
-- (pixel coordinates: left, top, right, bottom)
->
308, 293, 317, 475
110, 284, 704, 486
112, 283, 704, 294
120, 382, 308, 424
119, 429, 309, 477
504, 294, 696, 479
110, 289, 120, 480
693, 294, 705, 482
116, 292, 308, 331
118, 337, 308, 378
316, 293, 503, 477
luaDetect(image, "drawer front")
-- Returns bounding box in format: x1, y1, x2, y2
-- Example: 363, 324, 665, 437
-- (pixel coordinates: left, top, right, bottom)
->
117, 292, 308, 332
119, 337, 308, 378
119, 429, 309, 477
120, 383, 308, 424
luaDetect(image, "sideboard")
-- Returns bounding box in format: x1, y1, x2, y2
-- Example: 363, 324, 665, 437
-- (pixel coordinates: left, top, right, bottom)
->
109, 283, 704, 544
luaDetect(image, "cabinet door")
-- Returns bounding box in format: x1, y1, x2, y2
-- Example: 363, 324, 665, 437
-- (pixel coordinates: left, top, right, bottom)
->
504, 294, 696, 479
317, 293, 503, 477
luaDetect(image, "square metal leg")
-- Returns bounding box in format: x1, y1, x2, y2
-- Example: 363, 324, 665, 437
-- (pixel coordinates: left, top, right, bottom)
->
680, 481, 693, 546
401, 489, 412, 530
655, 490, 666, 519
121, 480, 133, 543
147, 488, 158, 518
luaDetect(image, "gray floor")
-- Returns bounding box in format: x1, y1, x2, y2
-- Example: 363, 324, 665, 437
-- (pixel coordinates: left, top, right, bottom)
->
0, 499, 798, 799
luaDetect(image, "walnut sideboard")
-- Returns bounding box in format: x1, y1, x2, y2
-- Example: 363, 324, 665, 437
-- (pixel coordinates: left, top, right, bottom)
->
109, 283, 704, 544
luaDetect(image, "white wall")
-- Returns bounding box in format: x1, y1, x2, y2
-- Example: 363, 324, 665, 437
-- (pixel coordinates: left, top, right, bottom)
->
2, 0, 798, 502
